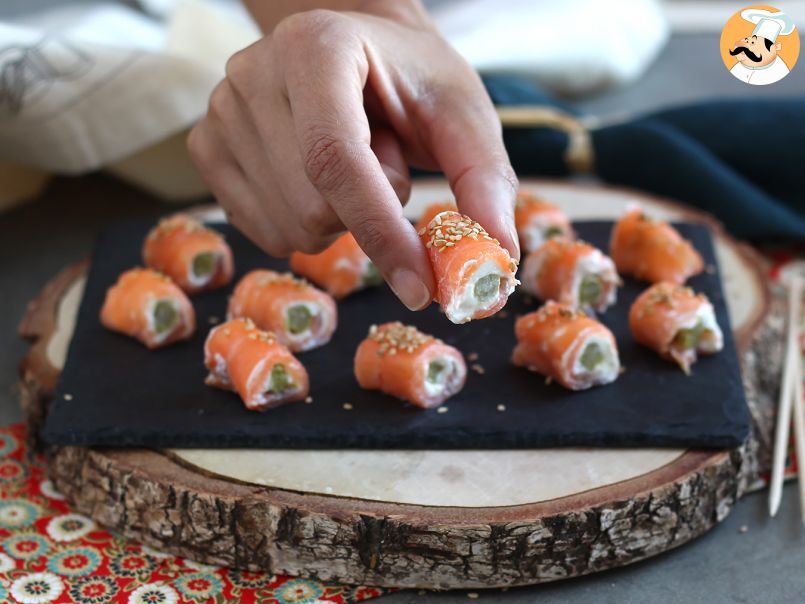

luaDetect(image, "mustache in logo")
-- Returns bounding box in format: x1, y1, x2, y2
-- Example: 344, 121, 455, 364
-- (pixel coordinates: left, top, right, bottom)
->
730, 46, 763, 62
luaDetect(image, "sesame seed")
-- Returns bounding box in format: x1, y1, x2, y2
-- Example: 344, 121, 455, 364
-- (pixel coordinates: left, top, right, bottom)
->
343, 403, 353, 411
63, 394, 73, 401
304, 396, 313, 404
471, 364, 485, 375
739, 525, 748, 534
208, 316, 220, 325
496, 404, 506, 412
545, 376, 553, 385
437, 406, 448, 414
467, 352, 479, 362
367, 322, 437, 356
467, 594, 479, 600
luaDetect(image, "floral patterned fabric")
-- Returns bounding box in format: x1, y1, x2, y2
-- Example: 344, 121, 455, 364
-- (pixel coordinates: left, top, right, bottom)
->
0, 424, 388, 603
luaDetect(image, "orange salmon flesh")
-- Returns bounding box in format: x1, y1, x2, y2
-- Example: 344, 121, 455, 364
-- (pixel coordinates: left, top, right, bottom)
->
100, 268, 195, 349
143, 213, 234, 294
204, 318, 309, 411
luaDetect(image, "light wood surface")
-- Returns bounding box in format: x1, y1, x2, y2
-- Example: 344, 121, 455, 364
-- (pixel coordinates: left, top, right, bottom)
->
18, 180, 779, 588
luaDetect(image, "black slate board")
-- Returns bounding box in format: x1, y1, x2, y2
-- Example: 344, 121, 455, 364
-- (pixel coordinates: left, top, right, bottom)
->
43, 221, 750, 449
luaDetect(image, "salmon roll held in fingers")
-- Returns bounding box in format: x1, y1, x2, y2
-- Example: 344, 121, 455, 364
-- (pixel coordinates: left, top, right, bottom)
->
512, 302, 620, 390
515, 191, 574, 253
521, 238, 619, 313
630, 282, 723, 374
204, 318, 309, 411
355, 322, 467, 409
227, 270, 337, 352
290, 233, 382, 299
143, 213, 234, 294
100, 268, 195, 349
419, 211, 519, 324
414, 200, 458, 233
610, 207, 703, 285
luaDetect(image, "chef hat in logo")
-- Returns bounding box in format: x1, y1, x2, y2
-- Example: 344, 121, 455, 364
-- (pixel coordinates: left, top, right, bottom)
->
741, 8, 796, 42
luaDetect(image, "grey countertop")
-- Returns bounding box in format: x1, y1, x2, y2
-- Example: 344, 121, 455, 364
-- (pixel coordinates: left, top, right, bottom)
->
1, 3, 804, 601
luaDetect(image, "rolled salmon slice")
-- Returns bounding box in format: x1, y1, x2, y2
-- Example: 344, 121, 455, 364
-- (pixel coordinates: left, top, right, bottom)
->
629, 282, 723, 374
204, 318, 309, 411
290, 232, 382, 299
100, 268, 195, 349
521, 238, 620, 313
355, 322, 467, 408
610, 207, 703, 285
419, 211, 519, 324
515, 191, 574, 253
512, 301, 620, 390
228, 270, 337, 353
143, 213, 234, 294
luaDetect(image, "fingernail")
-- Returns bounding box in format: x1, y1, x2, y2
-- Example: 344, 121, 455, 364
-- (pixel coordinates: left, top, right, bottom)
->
381, 163, 411, 203
389, 268, 431, 311
507, 226, 521, 261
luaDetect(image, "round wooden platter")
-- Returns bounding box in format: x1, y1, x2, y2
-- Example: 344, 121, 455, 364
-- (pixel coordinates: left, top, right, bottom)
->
18, 179, 781, 590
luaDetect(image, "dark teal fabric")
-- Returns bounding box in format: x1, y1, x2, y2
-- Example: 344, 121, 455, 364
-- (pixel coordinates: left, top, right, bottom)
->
482, 75, 805, 241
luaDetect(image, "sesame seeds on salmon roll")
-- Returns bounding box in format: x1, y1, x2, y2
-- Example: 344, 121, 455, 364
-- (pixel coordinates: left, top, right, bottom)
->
419, 211, 519, 324
629, 282, 723, 374
143, 213, 234, 294
610, 207, 703, 285
512, 302, 621, 390
414, 200, 458, 234
290, 232, 382, 299
227, 270, 337, 353
204, 318, 309, 411
521, 238, 620, 313
354, 322, 467, 408
515, 191, 574, 253
100, 268, 195, 349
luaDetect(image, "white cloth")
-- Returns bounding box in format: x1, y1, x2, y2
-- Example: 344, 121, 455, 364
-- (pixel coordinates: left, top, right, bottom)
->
429, 0, 669, 97
0, 0, 259, 175
729, 56, 791, 86
0, 0, 669, 200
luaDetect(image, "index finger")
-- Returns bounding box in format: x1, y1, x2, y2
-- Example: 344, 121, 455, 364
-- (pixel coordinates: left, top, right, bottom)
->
279, 14, 434, 311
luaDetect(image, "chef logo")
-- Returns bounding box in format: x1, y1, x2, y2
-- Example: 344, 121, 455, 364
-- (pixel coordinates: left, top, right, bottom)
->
720, 5, 799, 85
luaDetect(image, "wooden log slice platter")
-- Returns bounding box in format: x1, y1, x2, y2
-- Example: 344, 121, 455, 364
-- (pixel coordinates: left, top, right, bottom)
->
18, 179, 781, 589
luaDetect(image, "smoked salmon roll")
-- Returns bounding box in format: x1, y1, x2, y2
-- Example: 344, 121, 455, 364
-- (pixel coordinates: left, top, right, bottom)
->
227, 270, 337, 352
100, 268, 195, 349
629, 282, 723, 374
143, 213, 234, 294
414, 200, 457, 233
521, 238, 619, 313
515, 191, 574, 253
610, 207, 703, 285
204, 318, 309, 411
512, 301, 620, 390
354, 322, 467, 408
419, 211, 519, 324
289, 233, 382, 299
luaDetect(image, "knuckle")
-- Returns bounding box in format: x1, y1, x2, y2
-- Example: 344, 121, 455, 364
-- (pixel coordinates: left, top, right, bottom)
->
275, 9, 344, 48
351, 216, 389, 255
186, 124, 212, 168
207, 81, 232, 120
301, 129, 352, 192
301, 202, 340, 237
224, 47, 250, 85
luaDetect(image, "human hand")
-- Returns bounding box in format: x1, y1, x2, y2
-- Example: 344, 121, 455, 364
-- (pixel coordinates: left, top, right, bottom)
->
188, 2, 519, 310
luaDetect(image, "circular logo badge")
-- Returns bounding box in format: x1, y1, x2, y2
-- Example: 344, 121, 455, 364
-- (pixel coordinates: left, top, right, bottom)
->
720, 5, 799, 85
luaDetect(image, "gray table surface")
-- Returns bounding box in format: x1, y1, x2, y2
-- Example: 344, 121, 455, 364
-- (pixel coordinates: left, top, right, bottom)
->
2, 2, 805, 601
